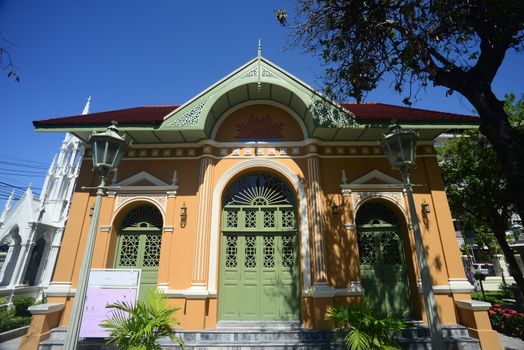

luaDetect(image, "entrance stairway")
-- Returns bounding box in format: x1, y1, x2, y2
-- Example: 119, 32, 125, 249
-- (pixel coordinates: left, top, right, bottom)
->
39, 324, 480, 349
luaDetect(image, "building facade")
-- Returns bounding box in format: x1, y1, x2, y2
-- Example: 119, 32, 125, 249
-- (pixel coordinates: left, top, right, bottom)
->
26, 56, 500, 348
0, 132, 83, 300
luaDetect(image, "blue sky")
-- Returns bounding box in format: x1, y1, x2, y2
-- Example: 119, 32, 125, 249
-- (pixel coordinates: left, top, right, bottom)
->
0, 0, 523, 204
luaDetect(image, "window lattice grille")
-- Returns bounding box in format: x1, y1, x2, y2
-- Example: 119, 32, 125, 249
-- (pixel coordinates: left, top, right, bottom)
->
263, 209, 276, 228
122, 205, 163, 230
358, 231, 377, 265
142, 234, 162, 267
263, 236, 275, 268
356, 202, 399, 226
380, 231, 402, 265
282, 235, 294, 268
119, 235, 140, 266
245, 236, 257, 268
226, 210, 239, 228
245, 210, 257, 228
223, 173, 294, 206
281, 209, 295, 228
225, 236, 238, 268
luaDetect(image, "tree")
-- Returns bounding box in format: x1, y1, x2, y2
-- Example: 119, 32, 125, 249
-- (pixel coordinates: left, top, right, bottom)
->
278, 1, 524, 234
1, 36, 20, 82
438, 93, 524, 293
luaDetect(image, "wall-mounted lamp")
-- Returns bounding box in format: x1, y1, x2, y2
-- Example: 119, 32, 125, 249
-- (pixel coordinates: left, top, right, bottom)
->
421, 200, 431, 215
180, 202, 187, 228
331, 203, 340, 216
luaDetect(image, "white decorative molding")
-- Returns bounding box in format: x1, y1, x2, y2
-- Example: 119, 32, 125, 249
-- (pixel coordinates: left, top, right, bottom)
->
337, 147, 345, 154
114, 194, 168, 214
45, 282, 76, 297
352, 170, 403, 185
455, 299, 491, 311
256, 148, 264, 156
292, 147, 300, 155
239, 67, 258, 80
28, 303, 65, 315
351, 191, 406, 214
345, 224, 356, 230
100, 226, 111, 233
176, 149, 183, 156
416, 280, 475, 294
116, 171, 168, 187
260, 67, 282, 80
324, 147, 332, 154
163, 226, 174, 233
188, 149, 196, 156
280, 148, 287, 155
169, 98, 209, 127
220, 148, 228, 156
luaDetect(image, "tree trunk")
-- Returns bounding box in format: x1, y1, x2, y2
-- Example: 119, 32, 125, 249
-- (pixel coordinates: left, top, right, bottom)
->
464, 87, 524, 233
459, 86, 524, 295
493, 227, 524, 295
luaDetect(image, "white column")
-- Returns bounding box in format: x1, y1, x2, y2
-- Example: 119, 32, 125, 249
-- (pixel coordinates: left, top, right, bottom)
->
12, 239, 34, 286
307, 148, 328, 284
39, 229, 64, 287
190, 151, 214, 291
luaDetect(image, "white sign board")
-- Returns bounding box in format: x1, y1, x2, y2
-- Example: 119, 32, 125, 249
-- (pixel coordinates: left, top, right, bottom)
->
88, 268, 140, 288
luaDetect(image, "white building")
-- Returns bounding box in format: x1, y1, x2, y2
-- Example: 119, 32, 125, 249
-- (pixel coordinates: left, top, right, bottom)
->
0, 101, 87, 300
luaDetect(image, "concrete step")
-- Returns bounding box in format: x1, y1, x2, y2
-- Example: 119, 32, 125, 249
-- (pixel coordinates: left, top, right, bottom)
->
39, 324, 481, 350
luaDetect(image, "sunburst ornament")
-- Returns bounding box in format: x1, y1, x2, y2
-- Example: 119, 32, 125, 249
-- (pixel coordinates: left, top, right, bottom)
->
224, 173, 294, 206
235, 115, 284, 141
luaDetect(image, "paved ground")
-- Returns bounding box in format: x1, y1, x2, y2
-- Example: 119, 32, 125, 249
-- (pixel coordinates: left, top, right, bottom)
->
0, 336, 20, 350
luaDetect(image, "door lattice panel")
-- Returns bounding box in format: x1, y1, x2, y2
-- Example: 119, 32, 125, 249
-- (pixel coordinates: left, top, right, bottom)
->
263, 236, 275, 268
245, 236, 257, 268
225, 236, 238, 268
357, 231, 377, 265
282, 235, 295, 268
118, 234, 140, 266
381, 231, 402, 265
142, 234, 162, 267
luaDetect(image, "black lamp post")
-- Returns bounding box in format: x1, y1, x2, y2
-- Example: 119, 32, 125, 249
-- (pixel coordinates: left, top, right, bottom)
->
63, 124, 128, 349
380, 125, 444, 350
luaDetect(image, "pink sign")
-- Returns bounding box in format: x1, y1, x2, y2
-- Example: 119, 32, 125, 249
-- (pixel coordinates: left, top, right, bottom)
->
79, 288, 137, 338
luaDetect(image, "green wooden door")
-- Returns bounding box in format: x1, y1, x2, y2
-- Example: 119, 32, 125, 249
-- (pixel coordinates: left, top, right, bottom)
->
219, 173, 300, 321
115, 205, 163, 299
356, 203, 412, 317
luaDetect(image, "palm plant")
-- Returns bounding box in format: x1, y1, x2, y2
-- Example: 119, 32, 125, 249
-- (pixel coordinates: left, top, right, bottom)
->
100, 288, 184, 350
326, 304, 404, 350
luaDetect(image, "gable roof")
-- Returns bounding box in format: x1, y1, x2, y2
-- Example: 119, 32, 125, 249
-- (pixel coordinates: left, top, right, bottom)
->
34, 102, 477, 128
33, 56, 479, 143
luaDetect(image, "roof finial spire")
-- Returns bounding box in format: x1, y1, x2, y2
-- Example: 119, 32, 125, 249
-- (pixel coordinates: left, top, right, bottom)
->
258, 39, 262, 58
82, 96, 91, 115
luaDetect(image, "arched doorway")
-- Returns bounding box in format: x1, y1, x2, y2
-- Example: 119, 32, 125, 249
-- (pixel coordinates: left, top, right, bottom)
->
218, 173, 300, 321
115, 205, 163, 299
23, 236, 46, 286
356, 201, 412, 317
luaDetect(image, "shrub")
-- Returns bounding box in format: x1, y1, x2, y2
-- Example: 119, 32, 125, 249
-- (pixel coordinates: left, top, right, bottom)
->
100, 288, 184, 350
326, 304, 405, 350
0, 307, 31, 333
489, 304, 524, 340
12, 296, 36, 317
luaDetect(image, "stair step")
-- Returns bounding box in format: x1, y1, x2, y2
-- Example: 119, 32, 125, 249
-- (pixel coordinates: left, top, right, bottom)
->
39, 324, 481, 350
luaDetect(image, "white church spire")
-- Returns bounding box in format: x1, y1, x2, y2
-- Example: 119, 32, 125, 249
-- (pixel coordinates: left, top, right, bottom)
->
82, 96, 91, 115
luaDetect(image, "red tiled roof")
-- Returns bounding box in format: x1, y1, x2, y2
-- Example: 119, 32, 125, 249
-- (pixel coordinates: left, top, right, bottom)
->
33, 103, 478, 128
33, 106, 179, 127
340, 102, 478, 123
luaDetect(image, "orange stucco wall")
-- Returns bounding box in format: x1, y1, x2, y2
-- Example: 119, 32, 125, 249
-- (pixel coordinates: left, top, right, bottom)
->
45, 104, 478, 337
